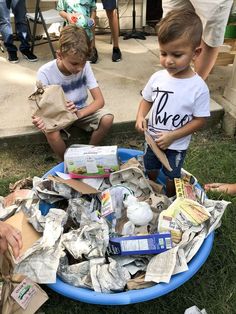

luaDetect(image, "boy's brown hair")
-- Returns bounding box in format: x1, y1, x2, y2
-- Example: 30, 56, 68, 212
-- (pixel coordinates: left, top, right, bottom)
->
58, 24, 90, 62
157, 9, 203, 48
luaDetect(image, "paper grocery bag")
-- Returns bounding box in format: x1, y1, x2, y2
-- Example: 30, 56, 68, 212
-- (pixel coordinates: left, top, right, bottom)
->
0, 251, 48, 314
29, 81, 78, 133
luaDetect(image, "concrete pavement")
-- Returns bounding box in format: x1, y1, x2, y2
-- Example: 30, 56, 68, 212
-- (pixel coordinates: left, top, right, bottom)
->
0, 34, 227, 145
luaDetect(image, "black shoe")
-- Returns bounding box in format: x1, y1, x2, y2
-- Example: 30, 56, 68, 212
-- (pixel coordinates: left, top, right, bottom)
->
112, 47, 122, 62
89, 47, 98, 64
8, 51, 19, 63
21, 49, 38, 62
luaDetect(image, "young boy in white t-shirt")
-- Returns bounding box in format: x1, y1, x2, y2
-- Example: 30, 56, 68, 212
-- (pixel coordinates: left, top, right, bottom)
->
32, 25, 113, 161
135, 9, 210, 197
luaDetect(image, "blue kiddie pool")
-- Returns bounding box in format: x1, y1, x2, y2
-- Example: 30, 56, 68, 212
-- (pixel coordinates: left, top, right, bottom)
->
42, 148, 214, 305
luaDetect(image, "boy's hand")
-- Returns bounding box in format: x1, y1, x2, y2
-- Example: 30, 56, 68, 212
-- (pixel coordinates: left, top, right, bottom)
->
66, 101, 77, 114
32, 115, 45, 131
155, 131, 175, 150
135, 117, 147, 133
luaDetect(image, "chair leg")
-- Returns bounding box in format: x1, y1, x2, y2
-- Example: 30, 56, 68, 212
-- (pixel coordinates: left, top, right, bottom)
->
39, 9, 56, 58
30, 1, 40, 54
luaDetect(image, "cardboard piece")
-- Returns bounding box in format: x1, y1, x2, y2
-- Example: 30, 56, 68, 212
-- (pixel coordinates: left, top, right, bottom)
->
5, 211, 41, 257
47, 175, 100, 194
145, 131, 172, 172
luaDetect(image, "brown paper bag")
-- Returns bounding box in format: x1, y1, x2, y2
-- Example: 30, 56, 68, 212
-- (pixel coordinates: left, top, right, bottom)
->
29, 81, 78, 133
0, 251, 48, 314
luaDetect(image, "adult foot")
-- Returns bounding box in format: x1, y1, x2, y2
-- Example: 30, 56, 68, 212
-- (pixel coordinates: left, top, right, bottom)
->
8, 51, 19, 63
89, 47, 98, 64
112, 47, 122, 62
21, 49, 38, 62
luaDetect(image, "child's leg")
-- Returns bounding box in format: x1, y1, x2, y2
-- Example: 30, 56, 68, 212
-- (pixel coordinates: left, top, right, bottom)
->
45, 131, 66, 161
165, 178, 176, 197
146, 170, 159, 182
89, 114, 113, 145
143, 143, 161, 183
164, 149, 187, 197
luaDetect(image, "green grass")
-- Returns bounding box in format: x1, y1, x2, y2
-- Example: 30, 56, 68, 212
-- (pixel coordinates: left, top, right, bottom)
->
0, 128, 235, 314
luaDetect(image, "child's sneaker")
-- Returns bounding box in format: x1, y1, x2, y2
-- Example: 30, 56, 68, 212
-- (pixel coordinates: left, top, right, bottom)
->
89, 47, 98, 64
21, 49, 38, 62
112, 47, 122, 62
8, 51, 19, 63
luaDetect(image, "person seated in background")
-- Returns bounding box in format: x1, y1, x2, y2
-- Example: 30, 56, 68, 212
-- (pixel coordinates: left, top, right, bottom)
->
0, 0, 38, 63
90, 0, 122, 63
0, 221, 22, 258
204, 182, 236, 195
32, 25, 114, 161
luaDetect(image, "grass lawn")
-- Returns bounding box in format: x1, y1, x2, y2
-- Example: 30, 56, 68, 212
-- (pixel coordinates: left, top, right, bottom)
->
0, 127, 235, 314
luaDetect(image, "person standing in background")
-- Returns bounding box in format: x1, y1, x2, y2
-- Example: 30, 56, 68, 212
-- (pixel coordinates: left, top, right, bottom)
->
90, 0, 121, 63
162, 0, 233, 80
0, 0, 38, 63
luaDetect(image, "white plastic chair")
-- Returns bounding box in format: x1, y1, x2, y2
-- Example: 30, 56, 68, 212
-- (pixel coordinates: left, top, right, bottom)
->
26, 0, 64, 58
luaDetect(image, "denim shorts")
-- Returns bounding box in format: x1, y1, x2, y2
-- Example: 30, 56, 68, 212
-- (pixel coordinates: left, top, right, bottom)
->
143, 143, 187, 179
101, 0, 117, 10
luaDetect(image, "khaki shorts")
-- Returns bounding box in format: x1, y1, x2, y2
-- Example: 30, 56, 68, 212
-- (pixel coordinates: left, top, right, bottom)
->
162, 0, 233, 47
67, 108, 113, 133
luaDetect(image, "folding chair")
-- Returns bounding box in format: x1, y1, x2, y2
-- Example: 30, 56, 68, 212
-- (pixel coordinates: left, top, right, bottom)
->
26, 0, 64, 58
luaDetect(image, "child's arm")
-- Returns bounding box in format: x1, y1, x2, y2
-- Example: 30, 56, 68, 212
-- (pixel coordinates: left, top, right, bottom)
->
204, 183, 236, 195
76, 87, 104, 119
155, 116, 207, 150
135, 99, 152, 133
59, 10, 74, 23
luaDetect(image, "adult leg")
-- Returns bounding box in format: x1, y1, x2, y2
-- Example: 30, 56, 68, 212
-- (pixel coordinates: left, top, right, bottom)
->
105, 9, 119, 48
11, 0, 30, 52
0, 1, 17, 53
45, 131, 67, 161
11, 0, 37, 61
102, 0, 121, 61
194, 40, 219, 80
89, 114, 113, 145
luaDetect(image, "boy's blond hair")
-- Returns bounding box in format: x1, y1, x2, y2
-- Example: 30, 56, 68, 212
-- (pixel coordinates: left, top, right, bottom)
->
58, 25, 90, 62
157, 9, 203, 48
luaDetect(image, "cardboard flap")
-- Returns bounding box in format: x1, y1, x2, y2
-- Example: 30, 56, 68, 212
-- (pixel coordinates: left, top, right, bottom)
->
145, 131, 172, 172
47, 175, 100, 194
5, 211, 41, 257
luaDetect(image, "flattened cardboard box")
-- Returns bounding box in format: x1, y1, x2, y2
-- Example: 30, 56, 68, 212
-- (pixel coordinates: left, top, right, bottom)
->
47, 175, 100, 194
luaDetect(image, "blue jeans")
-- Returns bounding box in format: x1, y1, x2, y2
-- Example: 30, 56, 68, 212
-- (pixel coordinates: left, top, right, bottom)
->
143, 143, 187, 180
0, 0, 30, 52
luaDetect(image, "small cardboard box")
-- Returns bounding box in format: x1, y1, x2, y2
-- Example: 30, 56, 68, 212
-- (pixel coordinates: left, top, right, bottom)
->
108, 232, 172, 255
64, 145, 119, 178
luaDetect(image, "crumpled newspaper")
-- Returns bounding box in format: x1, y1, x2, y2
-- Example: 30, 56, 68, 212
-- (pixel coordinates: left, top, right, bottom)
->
61, 219, 109, 259
33, 176, 81, 203
58, 254, 92, 289
90, 257, 131, 293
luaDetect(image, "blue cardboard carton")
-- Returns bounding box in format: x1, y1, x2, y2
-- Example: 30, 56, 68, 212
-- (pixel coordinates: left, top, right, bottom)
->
108, 232, 172, 255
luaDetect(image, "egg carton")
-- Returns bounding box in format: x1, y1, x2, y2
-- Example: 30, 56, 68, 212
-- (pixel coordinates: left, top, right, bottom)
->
109, 167, 153, 198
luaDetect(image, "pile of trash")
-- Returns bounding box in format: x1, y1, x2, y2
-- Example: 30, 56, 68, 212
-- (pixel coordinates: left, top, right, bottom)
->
0, 149, 230, 294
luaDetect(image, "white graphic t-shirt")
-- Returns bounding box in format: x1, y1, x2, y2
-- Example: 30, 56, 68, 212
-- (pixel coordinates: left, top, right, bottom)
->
142, 70, 210, 150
